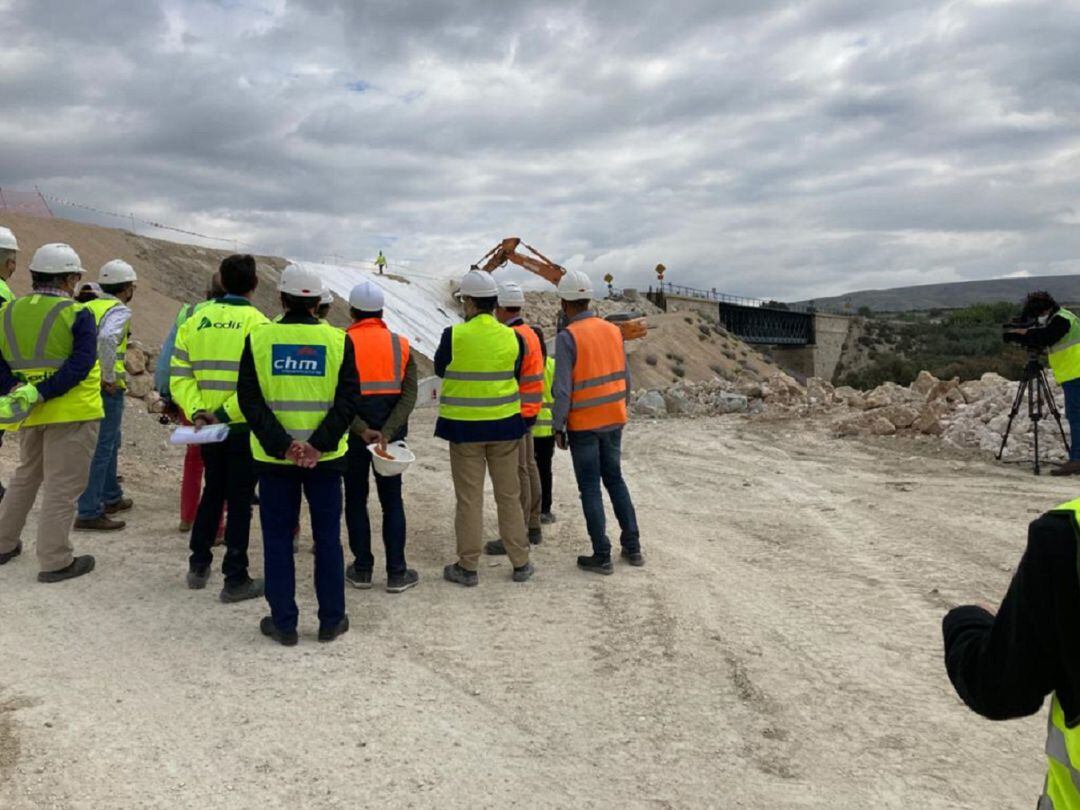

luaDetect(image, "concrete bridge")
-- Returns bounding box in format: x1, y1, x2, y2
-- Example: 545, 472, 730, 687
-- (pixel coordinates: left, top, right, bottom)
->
644, 284, 854, 381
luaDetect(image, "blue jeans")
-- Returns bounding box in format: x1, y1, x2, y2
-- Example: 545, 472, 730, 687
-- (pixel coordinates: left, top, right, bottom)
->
568, 428, 640, 557
1064, 379, 1080, 461
76, 389, 124, 519
259, 468, 346, 634
345, 436, 407, 576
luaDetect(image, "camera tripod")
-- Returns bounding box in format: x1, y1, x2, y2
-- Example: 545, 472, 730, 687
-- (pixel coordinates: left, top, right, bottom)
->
996, 352, 1070, 475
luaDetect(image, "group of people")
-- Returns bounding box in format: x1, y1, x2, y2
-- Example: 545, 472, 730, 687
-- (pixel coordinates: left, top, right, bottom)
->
0, 225, 644, 648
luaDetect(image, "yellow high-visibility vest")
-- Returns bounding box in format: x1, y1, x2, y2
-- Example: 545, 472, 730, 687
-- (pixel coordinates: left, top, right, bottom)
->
438, 314, 521, 423
1050, 309, 1080, 385
532, 355, 555, 438
247, 320, 348, 464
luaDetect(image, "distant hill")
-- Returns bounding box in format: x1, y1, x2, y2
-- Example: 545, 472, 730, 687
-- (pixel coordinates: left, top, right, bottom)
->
798, 275, 1080, 313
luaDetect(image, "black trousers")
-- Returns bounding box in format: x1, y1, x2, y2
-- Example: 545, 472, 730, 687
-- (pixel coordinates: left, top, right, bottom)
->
345, 436, 407, 576
189, 430, 256, 586
533, 434, 555, 513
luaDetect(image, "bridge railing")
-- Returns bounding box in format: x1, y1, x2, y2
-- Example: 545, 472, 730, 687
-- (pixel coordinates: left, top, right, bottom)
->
647, 282, 843, 315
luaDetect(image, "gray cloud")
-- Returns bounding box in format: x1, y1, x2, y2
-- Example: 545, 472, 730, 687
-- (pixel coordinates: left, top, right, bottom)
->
2, 0, 1079, 300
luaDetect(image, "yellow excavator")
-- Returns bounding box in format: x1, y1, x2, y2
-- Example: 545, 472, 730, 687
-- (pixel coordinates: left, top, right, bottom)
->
476, 237, 647, 340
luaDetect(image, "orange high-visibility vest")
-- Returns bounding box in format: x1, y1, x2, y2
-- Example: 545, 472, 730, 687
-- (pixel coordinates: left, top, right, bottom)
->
347, 318, 410, 395
566, 316, 628, 432
512, 321, 544, 419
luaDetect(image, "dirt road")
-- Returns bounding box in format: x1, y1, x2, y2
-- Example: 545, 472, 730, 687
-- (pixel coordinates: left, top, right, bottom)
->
0, 406, 1066, 808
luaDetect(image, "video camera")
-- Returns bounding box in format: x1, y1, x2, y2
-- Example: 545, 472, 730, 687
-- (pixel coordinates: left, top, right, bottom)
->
1002, 317, 1042, 348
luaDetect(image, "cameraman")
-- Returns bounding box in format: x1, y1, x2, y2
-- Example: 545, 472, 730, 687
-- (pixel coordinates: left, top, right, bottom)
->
1011, 291, 1080, 476
943, 499, 1080, 806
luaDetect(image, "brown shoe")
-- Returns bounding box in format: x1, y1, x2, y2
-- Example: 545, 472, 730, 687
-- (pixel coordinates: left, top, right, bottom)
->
105, 497, 133, 514
1051, 461, 1080, 477
178, 520, 192, 533
74, 515, 126, 532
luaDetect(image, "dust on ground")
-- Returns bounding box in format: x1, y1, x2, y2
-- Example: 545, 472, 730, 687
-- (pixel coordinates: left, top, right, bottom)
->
0, 403, 1059, 808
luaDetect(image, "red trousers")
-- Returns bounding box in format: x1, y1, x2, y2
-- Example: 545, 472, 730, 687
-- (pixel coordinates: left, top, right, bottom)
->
179, 420, 225, 532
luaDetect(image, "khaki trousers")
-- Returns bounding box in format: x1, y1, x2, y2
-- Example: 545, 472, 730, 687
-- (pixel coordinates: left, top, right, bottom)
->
519, 432, 542, 531
0, 421, 99, 572
449, 440, 529, 571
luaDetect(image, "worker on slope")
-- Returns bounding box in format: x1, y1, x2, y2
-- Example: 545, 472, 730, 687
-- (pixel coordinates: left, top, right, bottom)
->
533, 353, 557, 524
171, 254, 268, 603
375, 251, 387, 275
0, 226, 20, 502
0, 244, 102, 582
237, 264, 359, 645
343, 280, 419, 593
155, 274, 227, 533
1010, 291, 1080, 476
435, 268, 533, 586
485, 281, 545, 555
943, 498, 1080, 807
552, 269, 643, 574
74, 260, 137, 532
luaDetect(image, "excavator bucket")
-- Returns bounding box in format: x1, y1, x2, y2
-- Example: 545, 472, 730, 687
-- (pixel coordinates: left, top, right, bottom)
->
604, 312, 649, 341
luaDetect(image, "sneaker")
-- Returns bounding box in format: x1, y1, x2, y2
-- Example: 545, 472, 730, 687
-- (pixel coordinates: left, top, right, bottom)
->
104, 497, 134, 514
443, 563, 478, 587
484, 539, 507, 556
540, 512, 556, 525
187, 566, 210, 589
38, 555, 95, 583
577, 554, 614, 575
260, 616, 298, 647
386, 569, 419, 593
318, 615, 350, 642
178, 520, 192, 533
0, 541, 21, 565
346, 564, 373, 589
512, 561, 535, 582
621, 548, 645, 567
219, 578, 265, 603
528, 527, 542, 545
74, 515, 126, 532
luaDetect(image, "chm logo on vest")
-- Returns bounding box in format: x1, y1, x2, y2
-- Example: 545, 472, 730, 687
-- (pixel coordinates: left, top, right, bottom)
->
272, 344, 327, 377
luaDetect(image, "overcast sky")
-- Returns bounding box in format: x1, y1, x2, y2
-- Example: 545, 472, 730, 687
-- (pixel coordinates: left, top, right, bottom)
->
2, 0, 1079, 299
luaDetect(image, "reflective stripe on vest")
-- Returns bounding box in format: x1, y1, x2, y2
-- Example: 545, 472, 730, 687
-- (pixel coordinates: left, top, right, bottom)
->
0, 295, 103, 428
1050, 309, 1080, 385
512, 322, 544, 417
438, 314, 521, 422
532, 355, 556, 438
566, 316, 628, 432
248, 321, 348, 464
347, 319, 410, 396
84, 297, 129, 388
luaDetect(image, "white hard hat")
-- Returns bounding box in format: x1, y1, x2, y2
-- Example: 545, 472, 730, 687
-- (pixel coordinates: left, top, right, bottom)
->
497, 281, 526, 308
457, 268, 498, 299
349, 280, 384, 311
29, 243, 85, 275
557, 269, 593, 301
0, 226, 18, 252
98, 259, 137, 285
278, 263, 323, 296
320, 284, 334, 306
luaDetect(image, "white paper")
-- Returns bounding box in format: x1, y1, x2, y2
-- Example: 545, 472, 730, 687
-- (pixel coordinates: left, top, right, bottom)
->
169, 424, 230, 446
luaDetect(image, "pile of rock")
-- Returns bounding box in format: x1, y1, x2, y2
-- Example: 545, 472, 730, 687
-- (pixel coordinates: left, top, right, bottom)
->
631, 373, 803, 418
122, 340, 159, 400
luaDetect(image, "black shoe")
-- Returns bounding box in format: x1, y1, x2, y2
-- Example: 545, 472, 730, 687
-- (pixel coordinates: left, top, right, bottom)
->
386, 569, 419, 593
577, 554, 614, 575
443, 563, 478, 587
0, 541, 21, 565
104, 497, 134, 514
621, 548, 645, 567
346, 564, 373, 589
73, 515, 126, 532
186, 566, 210, 590
38, 555, 96, 583
528, 527, 542, 545
512, 561, 535, 582
318, 615, 350, 642
220, 577, 265, 603
260, 616, 298, 647
540, 512, 555, 525
483, 539, 507, 556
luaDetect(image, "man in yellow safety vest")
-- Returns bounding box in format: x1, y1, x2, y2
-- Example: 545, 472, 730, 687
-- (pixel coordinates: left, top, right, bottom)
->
0, 243, 102, 582
171, 254, 268, 603
75, 259, 137, 531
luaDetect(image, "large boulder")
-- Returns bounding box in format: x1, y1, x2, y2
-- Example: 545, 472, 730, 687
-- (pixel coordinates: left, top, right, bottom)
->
913, 400, 948, 435
664, 389, 693, 416
926, 377, 962, 404
806, 377, 836, 406
125, 373, 154, 399
910, 370, 940, 397
124, 343, 148, 376
836, 412, 897, 437
864, 382, 910, 410
880, 404, 919, 430
634, 390, 666, 417
713, 392, 749, 414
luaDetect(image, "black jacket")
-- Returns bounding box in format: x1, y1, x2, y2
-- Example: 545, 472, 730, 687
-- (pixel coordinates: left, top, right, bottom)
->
237, 313, 360, 473
1023, 310, 1071, 350
943, 510, 1080, 725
